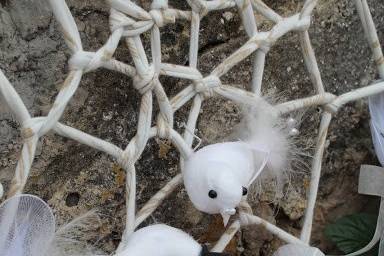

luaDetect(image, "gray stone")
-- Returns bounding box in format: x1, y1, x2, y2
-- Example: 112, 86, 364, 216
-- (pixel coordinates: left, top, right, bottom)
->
0, 0, 382, 255
8, 0, 52, 40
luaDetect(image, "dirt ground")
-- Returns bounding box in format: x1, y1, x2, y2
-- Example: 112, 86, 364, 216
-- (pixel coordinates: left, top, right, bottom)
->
0, 0, 383, 255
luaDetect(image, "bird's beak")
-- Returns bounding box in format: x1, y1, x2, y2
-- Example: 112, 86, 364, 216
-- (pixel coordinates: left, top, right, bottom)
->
220, 208, 236, 226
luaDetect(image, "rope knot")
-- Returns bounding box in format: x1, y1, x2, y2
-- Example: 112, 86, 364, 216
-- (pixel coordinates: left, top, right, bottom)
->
21, 127, 35, 139
187, 0, 208, 16
69, 50, 111, 73
149, 10, 175, 27
133, 65, 157, 94
194, 75, 221, 98
254, 32, 271, 53
157, 114, 171, 139
324, 103, 339, 114
20, 117, 44, 139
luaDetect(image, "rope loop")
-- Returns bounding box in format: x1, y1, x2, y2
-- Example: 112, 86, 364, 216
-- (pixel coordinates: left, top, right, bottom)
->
21, 117, 46, 139
21, 126, 35, 140
186, 0, 208, 17
194, 75, 222, 98
149, 9, 176, 27
69, 50, 113, 73
157, 114, 171, 139
324, 103, 339, 114
133, 65, 157, 94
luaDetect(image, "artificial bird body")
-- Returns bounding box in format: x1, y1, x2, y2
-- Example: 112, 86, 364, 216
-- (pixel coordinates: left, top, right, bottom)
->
184, 103, 291, 225
116, 224, 228, 256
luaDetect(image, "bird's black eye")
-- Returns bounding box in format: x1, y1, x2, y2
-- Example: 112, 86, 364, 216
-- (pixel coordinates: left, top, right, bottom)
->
242, 187, 248, 196
208, 190, 217, 199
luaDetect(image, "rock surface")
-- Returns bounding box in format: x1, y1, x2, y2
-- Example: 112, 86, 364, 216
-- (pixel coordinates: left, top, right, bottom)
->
0, 0, 383, 255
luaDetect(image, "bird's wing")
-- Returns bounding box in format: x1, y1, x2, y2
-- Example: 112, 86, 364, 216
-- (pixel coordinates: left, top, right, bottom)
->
0, 194, 55, 256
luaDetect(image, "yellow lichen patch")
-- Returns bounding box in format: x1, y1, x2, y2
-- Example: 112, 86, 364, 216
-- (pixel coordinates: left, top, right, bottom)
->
101, 190, 114, 202
303, 177, 310, 190
156, 138, 172, 159
112, 164, 125, 187
99, 221, 112, 237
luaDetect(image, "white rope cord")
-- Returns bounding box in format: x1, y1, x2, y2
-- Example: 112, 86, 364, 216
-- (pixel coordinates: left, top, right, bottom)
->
0, 0, 383, 253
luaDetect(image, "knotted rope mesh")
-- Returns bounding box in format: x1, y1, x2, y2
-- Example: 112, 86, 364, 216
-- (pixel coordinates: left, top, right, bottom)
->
0, 0, 383, 253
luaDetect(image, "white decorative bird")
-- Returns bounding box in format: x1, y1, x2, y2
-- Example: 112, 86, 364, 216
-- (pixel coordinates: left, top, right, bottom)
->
116, 224, 228, 256
273, 244, 325, 256
183, 104, 292, 225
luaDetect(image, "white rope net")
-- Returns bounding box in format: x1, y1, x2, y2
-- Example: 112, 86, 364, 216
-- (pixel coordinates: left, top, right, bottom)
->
0, 0, 383, 253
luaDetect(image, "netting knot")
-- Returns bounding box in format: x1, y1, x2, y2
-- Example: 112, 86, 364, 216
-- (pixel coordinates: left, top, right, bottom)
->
187, 0, 208, 17
149, 9, 175, 28
133, 65, 157, 94
157, 114, 171, 139
21, 127, 35, 140
253, 32, 271, 53
20, 117, 45, 139
120, 142, 137, 167
324, 103, 339, 114
194, 75, 221, 98
69, 50, 112, 73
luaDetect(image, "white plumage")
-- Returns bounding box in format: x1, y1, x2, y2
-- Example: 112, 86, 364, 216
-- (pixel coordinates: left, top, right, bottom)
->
183, 103, 291, 225
116, 224, 206, 256
273, 244, 325, 256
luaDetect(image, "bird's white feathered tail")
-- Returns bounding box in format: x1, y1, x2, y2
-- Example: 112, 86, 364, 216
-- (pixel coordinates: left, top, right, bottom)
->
233, 101, 295, 197
47, 210, 105, 256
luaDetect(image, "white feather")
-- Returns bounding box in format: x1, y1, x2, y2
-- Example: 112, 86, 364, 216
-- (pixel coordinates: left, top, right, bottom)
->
369, 93, 384, 166
238, 104, 291, 192
47, 210, 105, 256
273, 244, 324, 256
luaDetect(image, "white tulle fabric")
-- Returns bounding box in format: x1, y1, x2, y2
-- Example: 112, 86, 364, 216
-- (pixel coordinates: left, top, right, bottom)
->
369, 92, 384, 166
273, 244, 325, 256
0, 194, 55, 256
